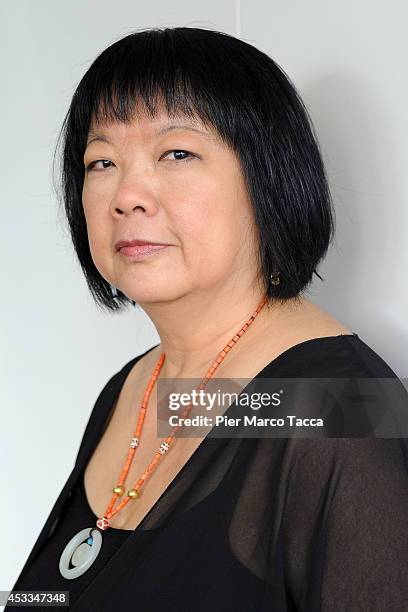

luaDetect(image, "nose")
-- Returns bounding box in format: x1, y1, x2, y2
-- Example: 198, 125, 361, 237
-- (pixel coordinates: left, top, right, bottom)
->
110, 175, 158, 217
113, 200, 147, 216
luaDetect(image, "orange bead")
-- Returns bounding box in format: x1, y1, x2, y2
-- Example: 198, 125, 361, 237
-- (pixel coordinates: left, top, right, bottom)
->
99, 295, 268, 533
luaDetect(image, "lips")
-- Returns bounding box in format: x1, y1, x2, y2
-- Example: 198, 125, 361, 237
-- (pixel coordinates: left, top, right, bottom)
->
116, 239, 171, 260
115, 238, 170, 251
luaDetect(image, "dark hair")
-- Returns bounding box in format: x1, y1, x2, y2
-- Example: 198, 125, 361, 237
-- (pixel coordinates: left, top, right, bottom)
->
54, 26, 335, 313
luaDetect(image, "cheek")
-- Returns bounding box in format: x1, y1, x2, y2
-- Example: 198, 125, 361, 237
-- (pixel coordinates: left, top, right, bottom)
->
168, 191, 247, 275
83, 206, 99, 252
167, 183, 228, 250
82, 199, 113, 273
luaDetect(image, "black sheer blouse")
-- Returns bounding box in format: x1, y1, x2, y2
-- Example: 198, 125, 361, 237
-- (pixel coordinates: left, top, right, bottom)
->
8, 334, 408, 611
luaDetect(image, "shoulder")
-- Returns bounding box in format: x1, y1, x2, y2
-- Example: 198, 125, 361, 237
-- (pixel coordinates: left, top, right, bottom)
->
267, 333, 400, 378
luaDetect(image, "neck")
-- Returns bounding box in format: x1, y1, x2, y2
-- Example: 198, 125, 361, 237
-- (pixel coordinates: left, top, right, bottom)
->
138, 285, 291, 378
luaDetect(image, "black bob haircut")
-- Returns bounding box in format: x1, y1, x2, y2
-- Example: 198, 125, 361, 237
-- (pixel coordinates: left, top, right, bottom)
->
54, 26, 335, 313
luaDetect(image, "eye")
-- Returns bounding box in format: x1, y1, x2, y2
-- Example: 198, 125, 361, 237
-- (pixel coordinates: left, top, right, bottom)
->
161, 149, 196, 162
84, 150, 196, 173
85, 159, 113, 172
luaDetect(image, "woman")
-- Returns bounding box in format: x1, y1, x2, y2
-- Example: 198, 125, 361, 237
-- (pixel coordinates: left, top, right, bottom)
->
8, 27, 407, 611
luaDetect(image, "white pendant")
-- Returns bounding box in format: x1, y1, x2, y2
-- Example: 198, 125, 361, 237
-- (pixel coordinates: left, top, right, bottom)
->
59, 527, 102, 579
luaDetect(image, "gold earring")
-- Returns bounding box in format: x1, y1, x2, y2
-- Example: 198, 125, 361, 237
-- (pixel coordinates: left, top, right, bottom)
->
270, 272, 280, 286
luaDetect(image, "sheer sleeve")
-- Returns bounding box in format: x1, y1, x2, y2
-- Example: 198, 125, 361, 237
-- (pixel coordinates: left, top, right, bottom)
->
282, 438, 408, 611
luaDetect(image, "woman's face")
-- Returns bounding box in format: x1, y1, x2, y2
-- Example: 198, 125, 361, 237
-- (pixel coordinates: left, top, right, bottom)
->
82, 104, 260, 305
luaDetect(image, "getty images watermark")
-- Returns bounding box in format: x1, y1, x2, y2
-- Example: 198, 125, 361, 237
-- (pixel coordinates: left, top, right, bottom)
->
156, 376, 408, 438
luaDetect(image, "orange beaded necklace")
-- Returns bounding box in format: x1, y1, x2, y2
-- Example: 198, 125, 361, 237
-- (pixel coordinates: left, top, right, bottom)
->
59, 293, 268, 579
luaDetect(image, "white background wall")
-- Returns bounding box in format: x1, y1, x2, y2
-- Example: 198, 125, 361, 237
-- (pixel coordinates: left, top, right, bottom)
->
1, 0, 407, 592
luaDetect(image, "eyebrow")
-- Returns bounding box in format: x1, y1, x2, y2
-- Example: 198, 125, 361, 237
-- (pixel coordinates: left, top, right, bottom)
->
86, 123, 213, 147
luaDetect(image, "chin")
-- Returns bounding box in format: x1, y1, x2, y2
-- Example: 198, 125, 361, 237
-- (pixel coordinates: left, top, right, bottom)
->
125, 285, 189, 305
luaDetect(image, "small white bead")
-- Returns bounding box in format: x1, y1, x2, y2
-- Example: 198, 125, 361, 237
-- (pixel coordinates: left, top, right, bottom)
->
159, 442, 169, 455
130, 437, 139, 448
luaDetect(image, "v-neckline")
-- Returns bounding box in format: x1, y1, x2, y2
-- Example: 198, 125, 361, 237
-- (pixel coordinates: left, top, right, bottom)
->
80, 333, 359, 534
69, 332, 361, 609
